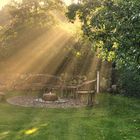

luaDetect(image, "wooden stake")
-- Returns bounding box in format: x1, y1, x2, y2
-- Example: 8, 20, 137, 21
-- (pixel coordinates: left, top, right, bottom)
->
97, 71, 100, 93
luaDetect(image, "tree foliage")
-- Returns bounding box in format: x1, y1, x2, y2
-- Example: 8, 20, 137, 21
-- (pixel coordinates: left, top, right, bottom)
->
66, 0, 140, 71
0, 0, 64, 60
8, 0, 63, 28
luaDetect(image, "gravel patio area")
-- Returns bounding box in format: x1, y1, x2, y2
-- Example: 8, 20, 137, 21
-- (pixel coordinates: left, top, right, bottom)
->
7, 96, 86, 108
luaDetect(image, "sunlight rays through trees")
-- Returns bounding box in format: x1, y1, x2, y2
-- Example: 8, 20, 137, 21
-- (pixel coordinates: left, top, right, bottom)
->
0, 0, 111, 92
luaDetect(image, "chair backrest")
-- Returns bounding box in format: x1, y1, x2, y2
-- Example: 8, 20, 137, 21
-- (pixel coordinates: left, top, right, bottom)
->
77, 79, 97, 90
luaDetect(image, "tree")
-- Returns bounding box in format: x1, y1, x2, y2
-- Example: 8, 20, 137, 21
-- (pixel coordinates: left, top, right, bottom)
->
66, 0, 140, 71
0, 0, 64, 59
8, 0, 64, 28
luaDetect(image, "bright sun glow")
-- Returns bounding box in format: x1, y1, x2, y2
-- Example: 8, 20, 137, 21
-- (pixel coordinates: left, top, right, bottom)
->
63, 0, 78, 5
0, 0, 21, 9
0, 0, 10, 9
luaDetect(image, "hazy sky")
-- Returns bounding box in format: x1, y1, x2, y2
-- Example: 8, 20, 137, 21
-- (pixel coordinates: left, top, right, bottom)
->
0, 0, 10, 9
0, 0, 78, 9
0, 0, 21, 9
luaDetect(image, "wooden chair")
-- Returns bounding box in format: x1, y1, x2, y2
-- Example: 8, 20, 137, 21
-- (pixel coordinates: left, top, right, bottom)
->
75, 80, 96, 106
61, 79, 96, 106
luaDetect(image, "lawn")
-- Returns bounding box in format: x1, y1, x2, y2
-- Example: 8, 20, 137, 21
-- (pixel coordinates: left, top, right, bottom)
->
0, 93, 139, 140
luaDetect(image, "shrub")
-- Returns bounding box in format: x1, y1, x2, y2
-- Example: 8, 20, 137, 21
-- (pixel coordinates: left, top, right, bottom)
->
118, 69, 140, 97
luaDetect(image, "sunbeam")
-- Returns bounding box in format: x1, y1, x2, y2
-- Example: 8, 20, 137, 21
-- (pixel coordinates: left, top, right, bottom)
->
0, 3, 110, 91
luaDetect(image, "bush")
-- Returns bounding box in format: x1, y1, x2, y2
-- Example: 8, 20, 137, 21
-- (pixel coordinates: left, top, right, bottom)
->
118, 69, 140, 97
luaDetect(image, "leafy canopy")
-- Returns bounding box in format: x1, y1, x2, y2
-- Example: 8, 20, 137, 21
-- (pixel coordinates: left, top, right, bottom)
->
66, 0, 140, 71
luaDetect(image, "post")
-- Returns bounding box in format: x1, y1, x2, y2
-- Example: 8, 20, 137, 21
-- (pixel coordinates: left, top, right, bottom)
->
97, 71, 100, 93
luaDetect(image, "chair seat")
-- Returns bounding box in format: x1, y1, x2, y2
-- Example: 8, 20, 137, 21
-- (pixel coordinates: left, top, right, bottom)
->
76, 90, 95, 94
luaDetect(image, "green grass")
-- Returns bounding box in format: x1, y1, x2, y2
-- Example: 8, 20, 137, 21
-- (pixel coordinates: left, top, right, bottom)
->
0, 92, 140, 140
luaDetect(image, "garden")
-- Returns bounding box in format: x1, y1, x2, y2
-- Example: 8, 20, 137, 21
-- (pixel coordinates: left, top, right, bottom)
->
0, 0, 140, 140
